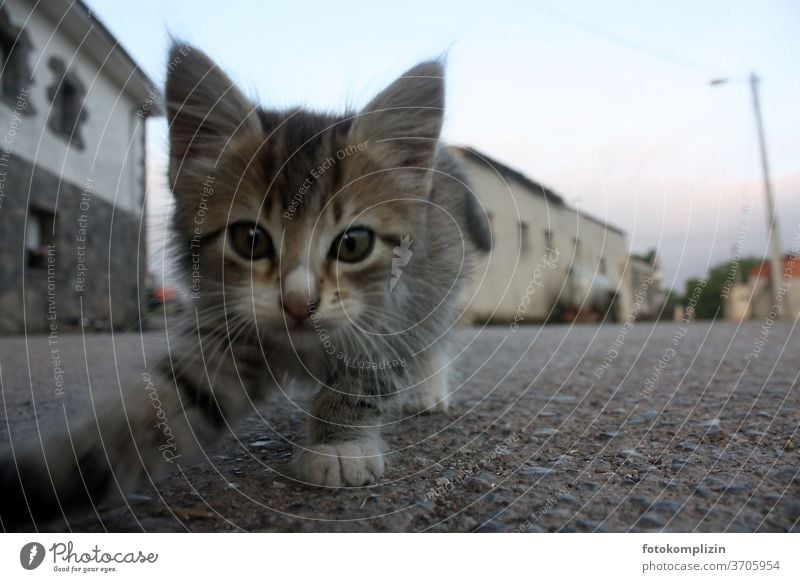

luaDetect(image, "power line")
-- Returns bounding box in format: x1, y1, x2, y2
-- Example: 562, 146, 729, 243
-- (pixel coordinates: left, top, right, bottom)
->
522, 0, 720, 74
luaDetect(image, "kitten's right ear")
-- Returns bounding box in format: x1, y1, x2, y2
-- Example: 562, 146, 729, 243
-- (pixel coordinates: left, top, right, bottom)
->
165, 42, 261, 169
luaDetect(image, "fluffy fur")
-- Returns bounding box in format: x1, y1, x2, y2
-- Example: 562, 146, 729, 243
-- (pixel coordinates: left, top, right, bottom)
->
0, 43, 490, 530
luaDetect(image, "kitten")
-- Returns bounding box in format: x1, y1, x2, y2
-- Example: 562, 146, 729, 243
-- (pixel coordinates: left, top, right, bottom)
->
0, 43, 490, 529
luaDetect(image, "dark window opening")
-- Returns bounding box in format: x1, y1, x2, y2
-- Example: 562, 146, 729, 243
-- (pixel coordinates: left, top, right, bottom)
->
27, 208, 55, 269
519, 220, 530, 253
0, 7, 34, 105
544, 229, 553, 250
53, 80, 78, 134
47, 58, 87, 148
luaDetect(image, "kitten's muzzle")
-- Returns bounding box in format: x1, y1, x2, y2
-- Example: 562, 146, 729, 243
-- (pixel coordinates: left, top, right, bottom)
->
281, 290, 319, 324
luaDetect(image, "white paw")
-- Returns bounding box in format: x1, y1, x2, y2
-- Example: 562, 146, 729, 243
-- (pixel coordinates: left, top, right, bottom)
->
409, 381, 450, 413
294, 440, 385, 487
408, 369, 450, 413
407, 349, 451, 413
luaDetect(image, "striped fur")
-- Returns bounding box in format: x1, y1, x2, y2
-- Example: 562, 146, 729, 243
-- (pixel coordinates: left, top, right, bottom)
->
0, 43, 491, 530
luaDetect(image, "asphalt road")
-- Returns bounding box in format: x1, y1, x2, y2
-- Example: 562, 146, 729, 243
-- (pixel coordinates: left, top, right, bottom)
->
1, 320, 798, 532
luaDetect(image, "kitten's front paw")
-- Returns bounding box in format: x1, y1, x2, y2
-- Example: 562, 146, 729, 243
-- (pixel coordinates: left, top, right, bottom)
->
407, 376, 450, 414
294, 440, 385, 487
407, 350, 451, 414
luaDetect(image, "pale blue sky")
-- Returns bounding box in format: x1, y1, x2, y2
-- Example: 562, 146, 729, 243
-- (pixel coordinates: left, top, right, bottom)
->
86, 0, 800, 292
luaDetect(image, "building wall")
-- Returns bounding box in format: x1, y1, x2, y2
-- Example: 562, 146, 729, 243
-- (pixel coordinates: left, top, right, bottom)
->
0, 0, 146, 214
459, 155, 562, 321
724, 256, 800, 322
0, 154, 144, 333
457, 151, 630, 323
725, 282, 752, 322
565, 210, 632, 319
0, 0, 148, 333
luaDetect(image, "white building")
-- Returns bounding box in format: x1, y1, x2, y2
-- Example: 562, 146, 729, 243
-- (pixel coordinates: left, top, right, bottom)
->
725, 255, 799, 322
455, 147, 636, 324
0, 0, 160, 333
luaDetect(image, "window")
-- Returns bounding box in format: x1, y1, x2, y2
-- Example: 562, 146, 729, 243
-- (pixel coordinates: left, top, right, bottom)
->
47, 58, 87, 148
0, 7, 34, 105
27, 208, 55, 269
519, 220, 530, 253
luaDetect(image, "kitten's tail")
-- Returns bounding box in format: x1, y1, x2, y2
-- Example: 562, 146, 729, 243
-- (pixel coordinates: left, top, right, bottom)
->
0, 333, 249, 531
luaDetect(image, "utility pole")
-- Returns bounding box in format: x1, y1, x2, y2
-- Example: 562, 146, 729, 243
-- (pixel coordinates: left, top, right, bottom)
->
749, 72, 785, 313
711, 72, 784, 316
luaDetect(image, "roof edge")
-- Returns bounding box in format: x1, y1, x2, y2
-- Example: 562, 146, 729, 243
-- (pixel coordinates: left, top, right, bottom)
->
453, 145, 626, 236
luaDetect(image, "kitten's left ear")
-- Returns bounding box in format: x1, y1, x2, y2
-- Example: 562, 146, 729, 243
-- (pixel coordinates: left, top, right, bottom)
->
350, 60, 445, 167
165, 42, 262, 173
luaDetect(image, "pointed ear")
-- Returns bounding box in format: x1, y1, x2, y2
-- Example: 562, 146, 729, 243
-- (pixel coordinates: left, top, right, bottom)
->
350, 60, 445, 167
165, 42, 262, 170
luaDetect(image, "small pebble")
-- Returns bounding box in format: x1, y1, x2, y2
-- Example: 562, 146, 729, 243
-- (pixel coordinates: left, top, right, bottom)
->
549, 454, 572, 466
721, 483, 752, 495
774, 467, 800, 483
533, 428, 560, 437
702, 418, 722, 435
628, 496, 650, 510
638, 512, 665, 528
520, 466, 554, 477
671, 457, 692, 469
551, 395, 577, 404
651, 500, 682, 516
559, 494, 581, 507
693, 486, 714, 499
703, 477, 728, 491
466, 472, 496, 493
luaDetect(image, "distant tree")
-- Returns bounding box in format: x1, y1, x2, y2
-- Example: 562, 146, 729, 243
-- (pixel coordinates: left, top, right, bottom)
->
632, 248, 658, 266
660, 288, 681, 319
680, 257, 764, 319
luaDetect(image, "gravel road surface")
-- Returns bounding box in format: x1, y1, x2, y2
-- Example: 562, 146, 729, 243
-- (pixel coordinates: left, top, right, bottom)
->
1, 321, 798, 532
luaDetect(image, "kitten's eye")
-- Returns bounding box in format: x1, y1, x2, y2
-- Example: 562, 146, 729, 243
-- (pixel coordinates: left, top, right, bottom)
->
228, 222, 274, 260
330, 227, 375, 263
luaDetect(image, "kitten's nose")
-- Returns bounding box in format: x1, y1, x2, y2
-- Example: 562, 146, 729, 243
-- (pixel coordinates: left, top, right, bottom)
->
281, 290, 318, 323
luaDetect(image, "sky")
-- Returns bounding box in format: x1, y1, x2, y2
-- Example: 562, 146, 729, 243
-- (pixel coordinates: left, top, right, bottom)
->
85, 0, 800, 293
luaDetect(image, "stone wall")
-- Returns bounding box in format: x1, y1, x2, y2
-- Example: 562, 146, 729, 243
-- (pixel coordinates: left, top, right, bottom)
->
0, 153, 145, 334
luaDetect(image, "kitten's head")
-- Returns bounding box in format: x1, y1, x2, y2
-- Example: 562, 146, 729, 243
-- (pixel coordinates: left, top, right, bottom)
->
165, 44, 445, 352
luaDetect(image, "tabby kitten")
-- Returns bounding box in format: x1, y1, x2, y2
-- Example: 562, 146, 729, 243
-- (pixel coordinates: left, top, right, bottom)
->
0, 43, 490, 529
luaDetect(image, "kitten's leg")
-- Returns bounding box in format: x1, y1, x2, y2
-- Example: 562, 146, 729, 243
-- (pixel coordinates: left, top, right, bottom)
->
294, 385, 392, 487
407, 345, 451, 414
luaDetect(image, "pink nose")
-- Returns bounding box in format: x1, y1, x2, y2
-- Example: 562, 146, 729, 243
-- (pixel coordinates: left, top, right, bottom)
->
281, 290, 318, 322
